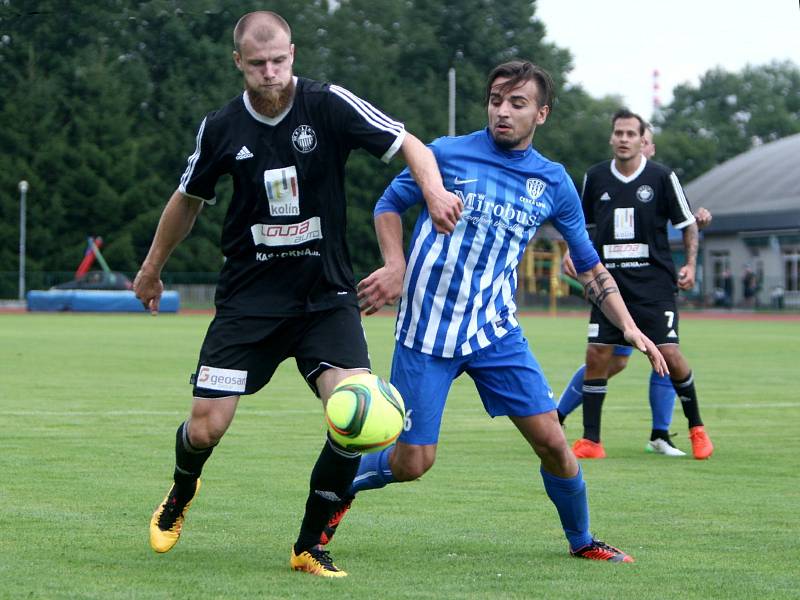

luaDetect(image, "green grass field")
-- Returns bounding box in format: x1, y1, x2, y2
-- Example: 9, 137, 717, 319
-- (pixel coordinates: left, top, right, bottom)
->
1, 312, 798, 599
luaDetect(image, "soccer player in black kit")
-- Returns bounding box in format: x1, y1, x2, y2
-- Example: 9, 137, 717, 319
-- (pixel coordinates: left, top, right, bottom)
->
133, 11, 461, 578
570, 109, 714, 461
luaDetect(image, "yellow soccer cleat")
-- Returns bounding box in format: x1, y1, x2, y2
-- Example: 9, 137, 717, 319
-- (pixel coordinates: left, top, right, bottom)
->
290, 545, 348, 578
149, 479, 201, 553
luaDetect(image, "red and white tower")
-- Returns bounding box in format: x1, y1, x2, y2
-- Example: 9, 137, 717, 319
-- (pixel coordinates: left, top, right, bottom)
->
652, 68, 661, 117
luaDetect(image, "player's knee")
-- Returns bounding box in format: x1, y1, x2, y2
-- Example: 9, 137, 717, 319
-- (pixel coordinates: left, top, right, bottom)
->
661, 347, 689, 379
585, 344, 608, 367
534, 429, 569, 461
391, 451, 434, 481
537, 436, 576, 475
608, 355, 629, 377
393, 462, 430, 481
187, 418, 226, 448
188, 398, 236, 447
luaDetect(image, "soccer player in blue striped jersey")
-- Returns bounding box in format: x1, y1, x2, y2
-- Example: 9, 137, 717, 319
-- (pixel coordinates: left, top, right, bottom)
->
321, 61, 669, 563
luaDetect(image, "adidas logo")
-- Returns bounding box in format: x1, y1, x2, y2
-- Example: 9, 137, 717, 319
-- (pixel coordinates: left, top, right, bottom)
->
600, 192, 611, 201
235, 146, 254, 160
667, 329, 677, 338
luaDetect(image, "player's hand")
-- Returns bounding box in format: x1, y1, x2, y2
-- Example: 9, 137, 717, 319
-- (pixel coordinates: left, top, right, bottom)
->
133, 266, 164, 316
357, 262, 405, 315
694, 207, 712, 230
677, 264, 696, 290
623, 328, 669, 377
561, 250, 577, 279
423, 187, 462, 234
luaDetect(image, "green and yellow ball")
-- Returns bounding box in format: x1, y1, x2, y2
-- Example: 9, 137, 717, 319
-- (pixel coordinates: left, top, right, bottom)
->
325, 373, 405, 453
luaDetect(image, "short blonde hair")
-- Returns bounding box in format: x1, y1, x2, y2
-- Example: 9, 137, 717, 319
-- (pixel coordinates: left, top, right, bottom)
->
233, 11, 291, 52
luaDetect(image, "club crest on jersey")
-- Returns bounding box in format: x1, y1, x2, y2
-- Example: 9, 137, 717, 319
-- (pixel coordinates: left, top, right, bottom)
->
526, 178, 547, 201
292, 125, 317, 153
264, 166, 300, 216
636, 185, 654, 203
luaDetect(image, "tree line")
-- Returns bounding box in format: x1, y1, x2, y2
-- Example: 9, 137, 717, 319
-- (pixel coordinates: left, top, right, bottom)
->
1, 0, 798, 295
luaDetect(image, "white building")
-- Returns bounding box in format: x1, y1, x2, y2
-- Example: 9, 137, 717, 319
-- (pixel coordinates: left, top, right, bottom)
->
684, 133, 800, 308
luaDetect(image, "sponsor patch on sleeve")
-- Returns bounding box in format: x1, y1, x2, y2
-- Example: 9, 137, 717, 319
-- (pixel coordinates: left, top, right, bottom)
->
195, 366, 248, 393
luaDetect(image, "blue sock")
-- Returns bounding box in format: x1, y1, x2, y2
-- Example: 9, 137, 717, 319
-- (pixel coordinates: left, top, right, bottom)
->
540, 466, 593, 551
649, 370, 675, 431
557, 365, 586, 419
347, 445, 396, 496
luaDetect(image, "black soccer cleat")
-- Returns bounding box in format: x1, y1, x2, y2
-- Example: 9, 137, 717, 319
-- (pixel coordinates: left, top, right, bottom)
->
570, 539, 634, 563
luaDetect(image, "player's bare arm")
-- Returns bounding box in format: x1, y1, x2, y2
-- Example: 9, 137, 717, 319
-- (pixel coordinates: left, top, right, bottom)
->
582, 270, 619, 309
577, 263, 669, 376
678, 222, 699, 290
399, 133, 462, 234
358, 211, 405, 315
134, 190, 204, 314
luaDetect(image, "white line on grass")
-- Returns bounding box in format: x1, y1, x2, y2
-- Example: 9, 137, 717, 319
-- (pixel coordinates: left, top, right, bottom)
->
2, 402, 799, 418
0, 409, 319, 417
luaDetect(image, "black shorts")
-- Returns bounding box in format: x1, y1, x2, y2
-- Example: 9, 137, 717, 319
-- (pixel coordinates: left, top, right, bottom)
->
191, 304, 370, 398
587, 299, 680, 347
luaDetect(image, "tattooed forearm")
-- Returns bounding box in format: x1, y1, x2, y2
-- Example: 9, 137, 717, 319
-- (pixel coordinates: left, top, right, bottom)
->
683, 223, 698, 267
584, 272, 620, 308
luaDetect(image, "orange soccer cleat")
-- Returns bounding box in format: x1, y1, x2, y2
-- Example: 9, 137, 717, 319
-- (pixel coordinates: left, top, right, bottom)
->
689, 425, 714, 460
572, 438, 607, 459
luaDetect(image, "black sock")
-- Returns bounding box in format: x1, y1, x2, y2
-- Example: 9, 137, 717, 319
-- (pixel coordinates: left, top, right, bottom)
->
173, 421, 214, 502
651, 428, 671, 442
294, 437, 361, 554
581, 379, 607, 443
672, 372, 703, 429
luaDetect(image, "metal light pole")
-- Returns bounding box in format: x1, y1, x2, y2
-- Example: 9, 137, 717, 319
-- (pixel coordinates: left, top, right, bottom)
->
18, 180, 28, 301
448, 67, 456, 137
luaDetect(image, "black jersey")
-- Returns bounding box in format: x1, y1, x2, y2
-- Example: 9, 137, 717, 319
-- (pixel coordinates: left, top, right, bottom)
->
581, 158, 695, 304
178, 77, 406, 316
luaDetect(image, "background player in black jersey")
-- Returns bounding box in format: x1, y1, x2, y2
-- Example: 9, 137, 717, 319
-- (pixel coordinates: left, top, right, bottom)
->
569, 108, 714, 461
558, 123, 713, 457
133, 11, 461, 578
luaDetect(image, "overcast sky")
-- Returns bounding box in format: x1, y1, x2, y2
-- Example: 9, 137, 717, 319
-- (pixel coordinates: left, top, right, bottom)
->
535, 0, 800, 119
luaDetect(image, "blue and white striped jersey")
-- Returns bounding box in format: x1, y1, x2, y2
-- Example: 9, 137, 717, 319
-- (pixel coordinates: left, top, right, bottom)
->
375, 128, 599, 358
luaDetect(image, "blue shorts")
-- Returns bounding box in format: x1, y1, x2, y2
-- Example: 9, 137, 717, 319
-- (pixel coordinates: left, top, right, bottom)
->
613, 345, 634, 357
390, 328, 555, 445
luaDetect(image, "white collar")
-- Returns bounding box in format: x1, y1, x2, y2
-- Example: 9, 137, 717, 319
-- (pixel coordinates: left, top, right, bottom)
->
610, 156, 646, 183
